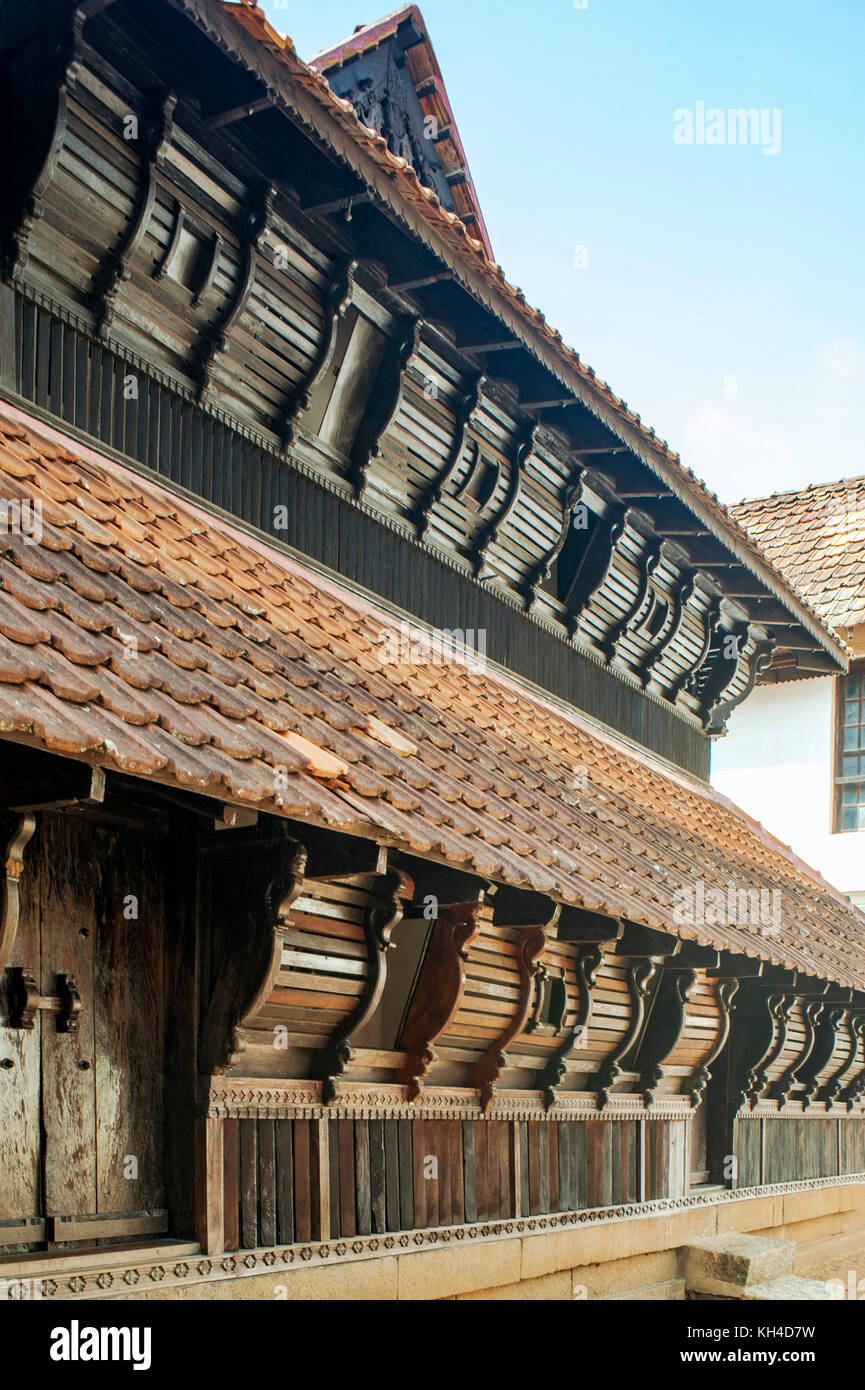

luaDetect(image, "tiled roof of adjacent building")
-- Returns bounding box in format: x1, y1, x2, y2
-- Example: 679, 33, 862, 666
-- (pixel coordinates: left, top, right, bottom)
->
731, 477, 865, 633
1, 400, 863, 986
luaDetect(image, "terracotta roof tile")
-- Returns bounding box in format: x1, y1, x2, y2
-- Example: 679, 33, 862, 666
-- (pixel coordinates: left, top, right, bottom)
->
731, 477, 865, 633
2, 400, 865, 986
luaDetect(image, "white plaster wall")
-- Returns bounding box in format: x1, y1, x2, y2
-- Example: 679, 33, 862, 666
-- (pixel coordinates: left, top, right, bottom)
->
710, 676, 863, 900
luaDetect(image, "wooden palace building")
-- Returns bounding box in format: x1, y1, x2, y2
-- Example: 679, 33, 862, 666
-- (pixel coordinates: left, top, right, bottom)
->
0, 0, 864, 1302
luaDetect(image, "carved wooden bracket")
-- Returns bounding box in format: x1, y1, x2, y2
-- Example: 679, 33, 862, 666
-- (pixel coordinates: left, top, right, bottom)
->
636, 967, 698, 1107
637, 570, 695, 689
191, 183, 276, 402
198, 833, 307, 1075
321, 864, 413, 1104
540, 942, 602, 1108
471, 421, 539, 580
818, 1011, 864, 1104
601, 539, 661, 665
839, 1015, 865, 1108
745, 992, 794, 1105
799, 1004, 845, 1108
596, 957, 656, 1109
0, 815, 36, 993
670, 595, 722, 702
769, 999, 823, 1104
351, 318, 420, 499
277, 257, 358, 448
521, 471, 584, 612
567, 508, 627, 639
91, 91, 177, 336
474, 922, 550, 1113
705, 628, 776, 736
397, 900, 484, 1101
412, 373, 486, 540
688, 977, 739, 1107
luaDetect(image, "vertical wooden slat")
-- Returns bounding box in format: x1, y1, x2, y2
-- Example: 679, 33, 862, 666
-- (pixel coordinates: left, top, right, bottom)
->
258, 1119, 276, 1249
474, 1119, 488, 1222
450, 1120, 465, 1225
412, 1119, 427, 1230
548, 1122, 559, 1215
498, 1120, 511, 1219
384, 1119, 400, 1232
519, 1121, 530, 1215
223, 1118, 239, 1253
275, 1119, 294, 1246
538, 1123, 550, 1214
425, 1122, 440, 1229
463, 1120, 477, 1223
512, 1120, 523, 1218
369, 1118, 386, 1235
355, 1119, 372, 1237
239, 1119, 259, 1250
293, 1119, 312, 1243
338, 1119, 355, 1238
438, 1120, 453, 1228
398, 1120, 414, 1231
195, 1117, 225, 1256
328, 1118, 340, 1239
528, 1123, 540, 1216
314, 1118, 330, 1241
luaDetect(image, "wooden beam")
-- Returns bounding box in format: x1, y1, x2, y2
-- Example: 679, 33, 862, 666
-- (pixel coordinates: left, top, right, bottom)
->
302, 193, 373, 216
204, 96, 272, 129
389, 272, 452, 292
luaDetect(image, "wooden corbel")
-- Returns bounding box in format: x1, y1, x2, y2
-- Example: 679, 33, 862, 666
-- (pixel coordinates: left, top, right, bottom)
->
521, 470, 584, 612
471, 421, 539, 580
745, 992, 794, 1105
397, 897, 485, 1101
350, 317, 421, 499
705, 628, 776, 736
635, 966, 698, 1108
412, 372, 486, 540
839, 1016, 865, 1108
321, 857, 413, 1104
799, 1005, 845, 1108
0, 815, 36, 995
818, 1011, 863, 1104
474, 905, 560, 1113
769, 999, 824, 1104
636, 568, 695, 689
688, 977, 740, 1107
596, 957, 657, 1109
600, 538, 662, 665
540, 942, 603, 1108
670, 595, 723, 702
565, 507, 627, 639
277, 257, 358, 448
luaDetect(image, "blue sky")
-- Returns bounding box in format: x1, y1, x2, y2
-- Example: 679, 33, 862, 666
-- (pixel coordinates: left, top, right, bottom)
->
261, 0, 864, 504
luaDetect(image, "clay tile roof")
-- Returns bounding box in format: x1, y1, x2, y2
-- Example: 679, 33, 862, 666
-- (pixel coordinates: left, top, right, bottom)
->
1, 402, 864, 985
731, 478, 865, 634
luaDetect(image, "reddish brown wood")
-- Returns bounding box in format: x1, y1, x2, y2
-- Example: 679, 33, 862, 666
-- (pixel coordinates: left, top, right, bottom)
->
398, 901, 484, 1099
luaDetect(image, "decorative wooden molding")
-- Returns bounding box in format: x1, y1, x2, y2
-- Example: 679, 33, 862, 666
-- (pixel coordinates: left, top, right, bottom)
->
670, 595, 722, 702
540, 943, 602, 1108
840, 1016, 865, 1108
321, 863, 413, 1104
799, 1005, 845, 1108
688, 977, 739, 1106
471, 421, 539, 580
277, 257, 358, 448
596, 957, 656, 1109
91, 91, 177, 335
350, 318, 421, 499
769, 999, 824, 1104
397, 900, 484, 1101
567, 508, 627, 638
0, 814, 36, 999
636, 967, 698, 1107
474, 922, 550, 1113
412, 373, 486, 540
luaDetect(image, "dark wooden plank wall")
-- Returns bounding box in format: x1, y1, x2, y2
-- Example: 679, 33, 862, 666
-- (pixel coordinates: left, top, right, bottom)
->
225, 1116, 692, 1247
5, 294, 709, 777
734, 1117, 865, 1187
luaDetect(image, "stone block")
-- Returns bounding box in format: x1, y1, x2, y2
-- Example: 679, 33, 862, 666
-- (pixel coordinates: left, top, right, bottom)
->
682, 1234, 794, 1297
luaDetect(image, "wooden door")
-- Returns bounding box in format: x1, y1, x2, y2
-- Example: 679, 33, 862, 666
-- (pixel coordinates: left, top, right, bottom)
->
0, 812, 166, 1253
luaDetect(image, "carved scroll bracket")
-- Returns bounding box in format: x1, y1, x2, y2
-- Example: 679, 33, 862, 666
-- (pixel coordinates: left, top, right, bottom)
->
321, 862, 413, 1104
472, 421, 539, 581
397, 898, 485, 1101
596, 956, 657, 1110
474, 908, 559, 1113
351, 318, 421, 499
540, 942, 602, 1108
277, 257, 358, 449
412, 372, 486, 540
688, 977, 739, 1107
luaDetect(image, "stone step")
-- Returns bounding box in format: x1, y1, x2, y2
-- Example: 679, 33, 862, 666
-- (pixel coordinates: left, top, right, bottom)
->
682, 1234, 794, 1298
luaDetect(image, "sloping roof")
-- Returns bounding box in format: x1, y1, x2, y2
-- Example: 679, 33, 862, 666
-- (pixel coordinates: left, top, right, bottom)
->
309, 5, 493, 258
1, 400, 863, 987
206, 1, 845, 669
731, 478, 865, 633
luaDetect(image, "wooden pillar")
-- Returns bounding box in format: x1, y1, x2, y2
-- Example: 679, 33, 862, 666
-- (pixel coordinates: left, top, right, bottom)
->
195, 1117, 225, 1255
